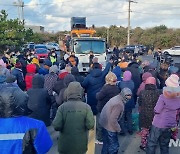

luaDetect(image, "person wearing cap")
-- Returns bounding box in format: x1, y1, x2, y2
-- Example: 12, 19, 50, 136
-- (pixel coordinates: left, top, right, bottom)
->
99, 88, 132, 154
146, 74, 180, 154
138, 77, 162, 151
53, 82, 94, 154
0, 85, 52, 153
96, 72, 120, 144
38, 59, 52, 75
118, 71, 135, 135
44, 65, 59, 96
44, 65, 59, 120
11, 62, 26, 91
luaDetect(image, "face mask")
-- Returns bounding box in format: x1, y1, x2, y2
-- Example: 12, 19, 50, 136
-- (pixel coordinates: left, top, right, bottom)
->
52, 53, 56, 56
125, 95, 132, 100
27, 56, 31, 60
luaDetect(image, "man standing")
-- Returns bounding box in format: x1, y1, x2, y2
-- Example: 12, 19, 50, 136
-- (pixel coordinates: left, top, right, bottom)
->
99, 88, 132, 154
53, 82, 94, 154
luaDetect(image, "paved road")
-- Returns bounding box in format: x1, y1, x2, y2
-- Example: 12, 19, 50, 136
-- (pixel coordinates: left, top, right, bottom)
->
47, 55, 180, 154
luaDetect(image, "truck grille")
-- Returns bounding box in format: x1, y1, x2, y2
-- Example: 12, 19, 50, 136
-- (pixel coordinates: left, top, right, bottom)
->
82, 63, 89, 67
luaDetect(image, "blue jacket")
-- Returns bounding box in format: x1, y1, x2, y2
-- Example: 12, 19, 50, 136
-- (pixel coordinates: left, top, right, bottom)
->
38, 67, 49, 75
112, 66, 122, 81
119, 80, 135, 111
0, 117, 52, 154
11, 68, 26, 91
82, 62, 111, 115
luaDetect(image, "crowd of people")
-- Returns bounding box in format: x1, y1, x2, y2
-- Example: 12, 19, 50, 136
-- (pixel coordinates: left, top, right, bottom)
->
0, 48, 180, 154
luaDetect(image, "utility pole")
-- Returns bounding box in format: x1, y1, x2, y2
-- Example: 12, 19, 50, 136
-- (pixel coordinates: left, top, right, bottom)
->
13, 0, 24, 24
127, 0, 137, 45
107, 27, 109, 46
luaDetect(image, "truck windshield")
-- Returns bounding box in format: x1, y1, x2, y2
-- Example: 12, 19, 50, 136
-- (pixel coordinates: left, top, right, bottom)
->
74, 40, 105, 54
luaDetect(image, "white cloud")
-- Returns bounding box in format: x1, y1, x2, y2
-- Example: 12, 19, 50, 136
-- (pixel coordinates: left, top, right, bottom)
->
0, 0, 180, 31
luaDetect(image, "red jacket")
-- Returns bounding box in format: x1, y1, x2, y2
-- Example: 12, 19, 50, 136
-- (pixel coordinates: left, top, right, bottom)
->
25, 64, 36, 90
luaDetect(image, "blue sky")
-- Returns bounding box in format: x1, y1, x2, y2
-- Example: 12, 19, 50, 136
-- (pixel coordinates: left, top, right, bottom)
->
0, 0, 180, 32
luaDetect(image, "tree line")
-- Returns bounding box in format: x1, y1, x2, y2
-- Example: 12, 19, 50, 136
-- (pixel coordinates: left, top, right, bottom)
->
0, 9, 180, 53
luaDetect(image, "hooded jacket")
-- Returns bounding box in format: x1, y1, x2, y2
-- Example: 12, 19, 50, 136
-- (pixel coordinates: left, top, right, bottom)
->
55, 74, 76, 105
99, 88, 132, 132
127, 62, 141, 94
138, 84, 162, 129
25, 64, 36, 90
53, 82, 94, 154
152, 91, 180, 128
137, 72, 152, 96
0, 87, 52, 154
81, 62, 111, 115
27, 74, 52, 126
71, 67, 84, 84
119, 71, 135, 110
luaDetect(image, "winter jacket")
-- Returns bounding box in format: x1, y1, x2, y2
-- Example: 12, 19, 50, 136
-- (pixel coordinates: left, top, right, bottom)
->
25, 64, 36, 90
82, 62, 111, 115
0, 117, 52, 154
152, 92, 180, 128
0, 75, 6, 84
71, 66, 84, 84
127, 62, 141, 94
96, 84, 120, 113
53, 82, 94, 154
137, 72, 152, 96
44, 73, 58, 95
99, 94, 124, 132
138, 84, 162, 129
38, 67, 49, 75
0, 86, 30, 117
12, 68, 26, 91
53, 78, 64, 94
119, 80, 135, 110
112, 66, 122, 81
56, 74, 76, 105
0, 67, 10, 76
27, 74, 52, 126
157, 69, 169, 89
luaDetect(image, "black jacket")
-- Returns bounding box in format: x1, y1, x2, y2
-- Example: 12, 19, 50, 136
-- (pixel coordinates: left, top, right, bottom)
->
127, 62, 141, 94
53, 78, 65, 94
27, 74, 52, 126
96, 84, 120, 113
71, 67, 84, 84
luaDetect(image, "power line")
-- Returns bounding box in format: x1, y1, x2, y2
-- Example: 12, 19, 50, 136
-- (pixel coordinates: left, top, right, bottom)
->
133, 11, 180, 16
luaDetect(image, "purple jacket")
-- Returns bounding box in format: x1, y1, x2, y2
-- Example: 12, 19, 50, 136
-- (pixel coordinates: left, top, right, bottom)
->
152, 94, 180, 128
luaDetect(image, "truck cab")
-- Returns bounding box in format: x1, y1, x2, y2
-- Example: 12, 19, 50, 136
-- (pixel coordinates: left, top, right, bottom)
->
70, 37, 107, 73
